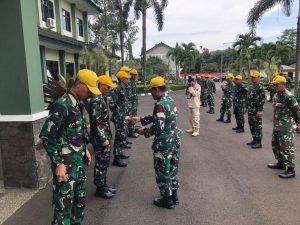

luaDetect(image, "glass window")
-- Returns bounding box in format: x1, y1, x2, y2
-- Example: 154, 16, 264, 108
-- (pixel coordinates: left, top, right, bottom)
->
46, 60, 59, 81
41, 0, 54, 22
62, 9, 71, 32
66, 62, 75, 78
77, 18, 83, 37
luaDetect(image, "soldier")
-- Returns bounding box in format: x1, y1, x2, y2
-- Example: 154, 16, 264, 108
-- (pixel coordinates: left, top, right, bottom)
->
216, 73, 234, 123
280, 72, 293, 91
246, 71, 266, 149
130, 76, 182, 209
128, 68, 139, 138
200, 75, 208, 107
89, 75, 117, 198
232, 75, 248, 133
206, 74, 216, 114
109, 71, 131, 167
39, 69, 99, 225
267, 73, 277, 102
267, 75, 300, 178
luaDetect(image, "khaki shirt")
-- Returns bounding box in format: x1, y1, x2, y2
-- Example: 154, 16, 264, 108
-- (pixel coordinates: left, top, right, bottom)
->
187, 83, 201, 108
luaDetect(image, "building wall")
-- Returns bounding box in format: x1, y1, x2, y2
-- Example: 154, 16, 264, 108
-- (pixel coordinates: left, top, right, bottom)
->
65, 52, 75, 63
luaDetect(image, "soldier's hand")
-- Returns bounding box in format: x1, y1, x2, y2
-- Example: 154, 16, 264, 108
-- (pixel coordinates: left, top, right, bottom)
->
129, 116, 141, 124
85, 148, 92, 165
56, 164, 67, 183
256, 111, 263, 118
137, 126, 145, 135
102, 139, 109, 147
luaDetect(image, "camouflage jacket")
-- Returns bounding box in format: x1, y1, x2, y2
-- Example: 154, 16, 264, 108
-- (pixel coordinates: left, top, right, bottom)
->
222, 81, 233, 99
109, 84, 131, 122
39, 91, 88, 172
200, 78, 208, 91
141, 94, 182, 152
233, 84, 248, 108
89, 94, 111, 147
247, 83, 265, 114
286, 76, 293, 91
129, 79, 138, 115
273, 90, 300, 132
207, 80, 216, 95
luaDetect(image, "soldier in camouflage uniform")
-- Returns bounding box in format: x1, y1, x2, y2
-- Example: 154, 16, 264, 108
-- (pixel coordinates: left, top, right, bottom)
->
128, 69, 139, 138
109, 71, 132, 167
216, 73, 234, 123
267, 73, 277, 102
39, 69, 99, 225
89, 75, 117, 199
267, 75, 300, 179
246, 71, 266, 149
206, 74, 216, 114
232, 75, 248, 133
130, 76, 183, 209
280, 72, 293, 91
199, 75, 208, 107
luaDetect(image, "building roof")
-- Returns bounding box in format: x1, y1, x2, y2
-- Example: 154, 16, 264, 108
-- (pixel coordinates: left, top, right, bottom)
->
281, 64, 295, 72
146, 42, 172, 54
66, 0, 101, 15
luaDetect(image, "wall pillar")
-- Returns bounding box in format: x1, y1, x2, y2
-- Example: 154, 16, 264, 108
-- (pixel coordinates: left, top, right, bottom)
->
59, 50, 66, 77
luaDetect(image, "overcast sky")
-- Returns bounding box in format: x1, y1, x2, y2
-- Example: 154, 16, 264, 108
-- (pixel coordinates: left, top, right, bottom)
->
130, 0, 298, 57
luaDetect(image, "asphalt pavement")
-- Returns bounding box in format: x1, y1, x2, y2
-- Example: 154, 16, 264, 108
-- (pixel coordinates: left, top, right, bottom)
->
3, 83, 300, 225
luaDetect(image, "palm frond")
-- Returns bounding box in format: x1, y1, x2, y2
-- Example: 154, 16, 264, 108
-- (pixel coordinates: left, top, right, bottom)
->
43, 77, 67, 110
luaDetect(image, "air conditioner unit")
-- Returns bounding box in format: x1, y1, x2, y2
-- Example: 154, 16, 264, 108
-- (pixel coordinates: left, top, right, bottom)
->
46, 18, 55, 28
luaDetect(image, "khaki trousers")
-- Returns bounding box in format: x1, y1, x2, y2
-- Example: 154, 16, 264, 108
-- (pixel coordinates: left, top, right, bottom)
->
189, 107, 200, 133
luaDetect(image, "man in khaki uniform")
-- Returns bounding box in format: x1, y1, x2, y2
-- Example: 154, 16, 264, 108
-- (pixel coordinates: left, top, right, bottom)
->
186, 77, 201, 136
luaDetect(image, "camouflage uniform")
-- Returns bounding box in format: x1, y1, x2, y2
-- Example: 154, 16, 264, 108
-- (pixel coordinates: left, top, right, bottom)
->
39, 91, 88, 225
272, 90, 300, 167
128, 78, 138, 134
207, 79, 216, 112
141, 94, 182, 197
267, 84, 276, 102
286, 76, 293, 91
247, 83, 266, 142
199, 77, 208, 106
233, 84, 248, 129
219, 81, 234, 120
109, 84, 131, 156
89, 94, 112, 188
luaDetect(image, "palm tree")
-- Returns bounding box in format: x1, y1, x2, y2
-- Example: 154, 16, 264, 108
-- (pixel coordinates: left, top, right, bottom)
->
132, 0, 168, 84
167, 43, 183, 79
233, 33, 261, 79
247, 0, 299, 94
268, 40, 293, 71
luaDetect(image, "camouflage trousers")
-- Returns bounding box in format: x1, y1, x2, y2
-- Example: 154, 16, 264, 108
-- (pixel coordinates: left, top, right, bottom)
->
270, 89, 275, 101
272, 130, 296, 167
233, 106, 245, 128
128, 105, 138, 134
113, 118, 129, 155
207, 93, 215, 110
52, 170, 87, 225
93, 144, 112, 187
248, 113, 263, 140
153, 148, 180, 197
220, 98, 232, 117
200, 90, 207, 104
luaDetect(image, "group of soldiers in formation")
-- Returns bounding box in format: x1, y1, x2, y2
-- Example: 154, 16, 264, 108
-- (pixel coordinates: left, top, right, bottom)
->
39, 67, 182, 224
199, 70, 300, 180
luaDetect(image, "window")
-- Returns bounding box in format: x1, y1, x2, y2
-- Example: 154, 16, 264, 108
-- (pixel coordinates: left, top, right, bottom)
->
62, 9, 71, 32
66, 62, 75, 78
46, 60, 59, 81
41, 0, 54, 22
77, 18, 83, 37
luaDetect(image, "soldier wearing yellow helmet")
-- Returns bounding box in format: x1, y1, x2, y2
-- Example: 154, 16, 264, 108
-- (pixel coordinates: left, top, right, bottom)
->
279, 71, 293, 91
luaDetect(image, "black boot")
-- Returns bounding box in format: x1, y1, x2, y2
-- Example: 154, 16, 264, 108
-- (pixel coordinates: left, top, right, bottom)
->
126, 140, 132, 144
251, 139, 262, 149
153, 196, 174, 209
232, 126, 239, 130
236, 127, 244, 133
113, 155, 127, 167
246, 139, 255, 145
172, 190, 179, 205
120, 153, 130, 159
278, 167, 296, 179
267, 161, 286, 170
128, 132, 139, 138
95, 187, 115, 199
104, 184, 117, 194
224, 115, 231, 123
120, 144, 131, 149
216, 115, 224, 122
209, 109, 215, 114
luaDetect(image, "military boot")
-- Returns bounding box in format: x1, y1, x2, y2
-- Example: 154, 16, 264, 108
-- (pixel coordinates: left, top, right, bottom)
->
236, 126, 244, 133
251, 139, 262, 149
278, 167, 296, 179
119, 153, 130, 159
172, 190, 179, 205
209, 109, 215, 114
224, 115, 231, 123
246, 139, 255, 145
95, 187, 115, 199
216, 115, 224, 122
232, 126, 239, 130
113, 155, 127, 167
267, 161, 286, 170
104, 183, 117, 194
153, 196, 175, 209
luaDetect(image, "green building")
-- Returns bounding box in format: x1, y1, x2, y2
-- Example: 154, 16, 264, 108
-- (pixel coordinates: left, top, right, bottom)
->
0, 0, 100, 189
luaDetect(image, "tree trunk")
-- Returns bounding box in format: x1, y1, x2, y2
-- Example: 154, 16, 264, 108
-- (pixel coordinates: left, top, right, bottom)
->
142, 9, 147, 85
119, 1, 124, 66
294, 2, 300, 95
